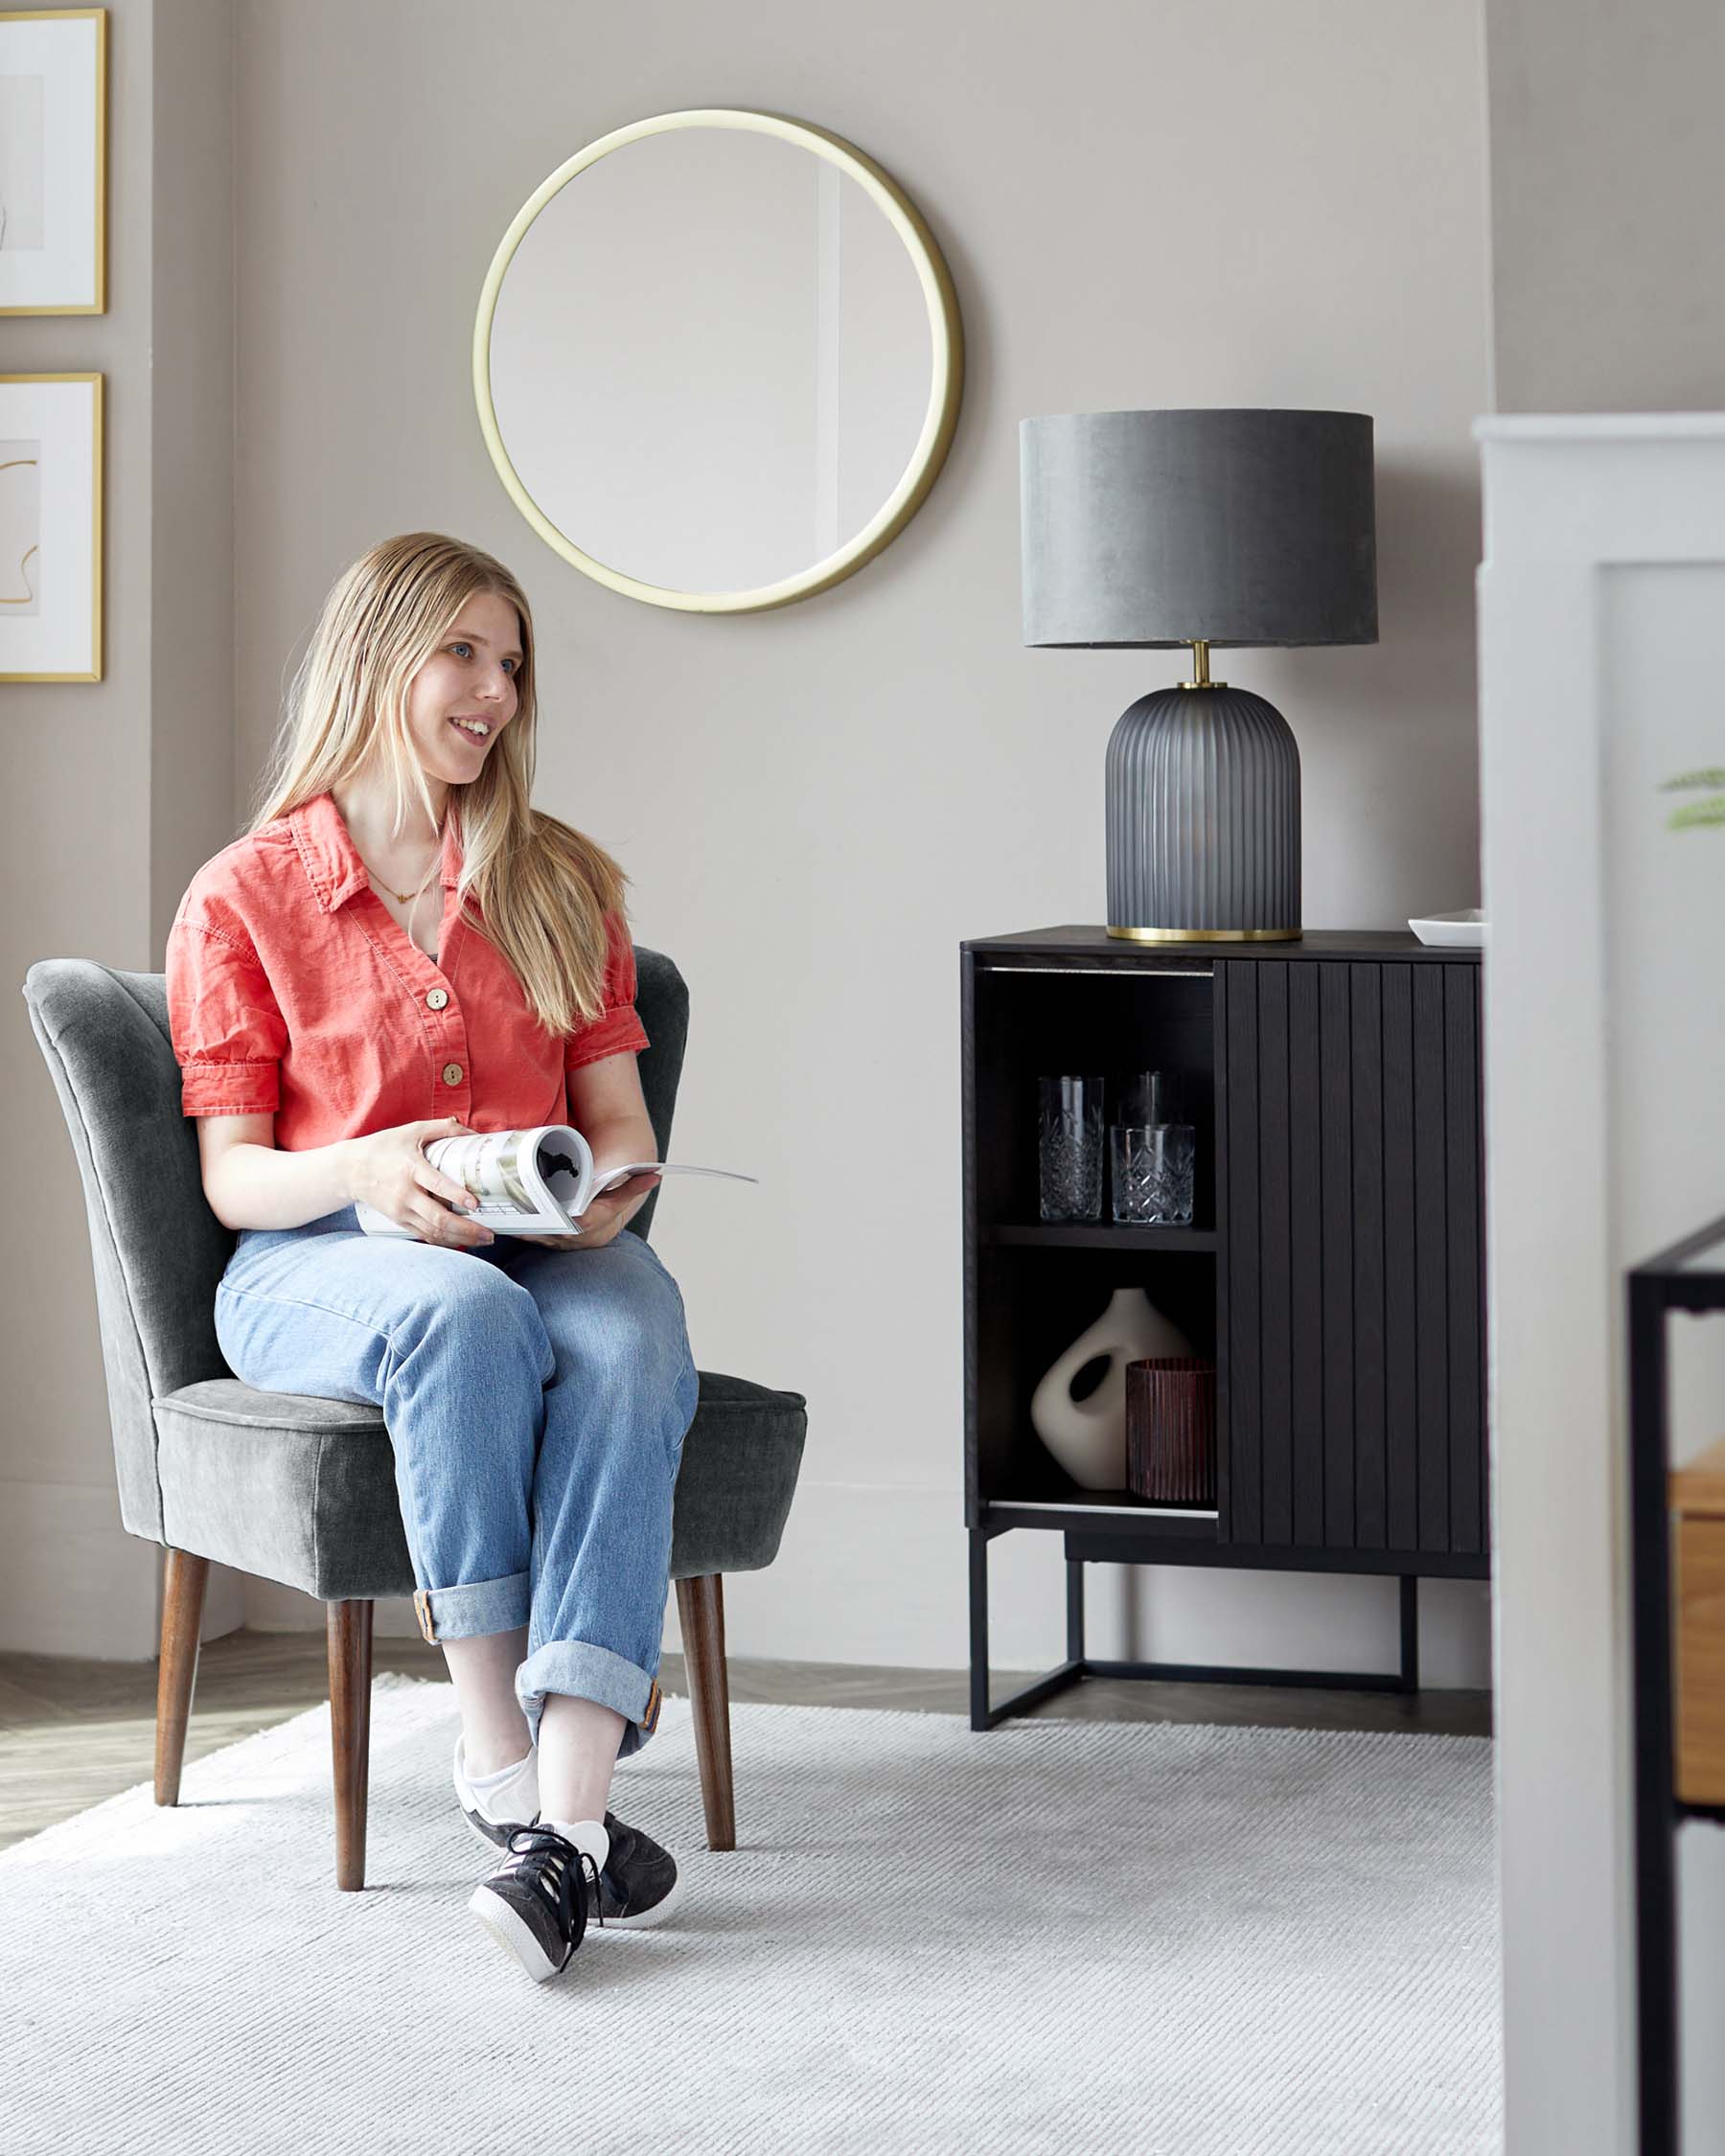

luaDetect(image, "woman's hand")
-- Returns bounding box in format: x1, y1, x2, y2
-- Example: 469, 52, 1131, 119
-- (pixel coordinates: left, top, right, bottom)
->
516, 1171, 661, 1250
341, 1115, 494, 1249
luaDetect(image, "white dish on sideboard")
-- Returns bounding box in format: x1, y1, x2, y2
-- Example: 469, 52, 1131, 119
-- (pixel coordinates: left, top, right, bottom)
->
1409, 907, 1486, 948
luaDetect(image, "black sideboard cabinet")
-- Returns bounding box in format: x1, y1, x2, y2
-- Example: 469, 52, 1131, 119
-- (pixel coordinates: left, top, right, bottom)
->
960, 926, 1489, 1729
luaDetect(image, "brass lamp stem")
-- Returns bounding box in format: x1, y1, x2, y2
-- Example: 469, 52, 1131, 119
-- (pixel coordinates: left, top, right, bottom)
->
1178, 638, 1227, 690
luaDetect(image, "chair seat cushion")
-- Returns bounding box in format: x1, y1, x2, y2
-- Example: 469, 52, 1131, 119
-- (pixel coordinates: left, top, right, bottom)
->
152, 1371, 807, 1602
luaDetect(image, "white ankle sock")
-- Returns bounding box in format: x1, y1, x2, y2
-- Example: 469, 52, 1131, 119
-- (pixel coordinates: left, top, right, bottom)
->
543, 1817, 610, 1871
466, 1747, 534, 1793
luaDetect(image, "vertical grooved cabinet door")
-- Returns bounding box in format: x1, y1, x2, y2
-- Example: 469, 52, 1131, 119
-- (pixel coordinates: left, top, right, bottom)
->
1222, 963, 1261, 1544
1258, 964, 1293, 1544
1444, 966, 1486, 1555
1319, 965, 1354, 1548
1216, 959, 1487, 1556
1351, 963, 1388, 1548
1383, 965, 1419, 1549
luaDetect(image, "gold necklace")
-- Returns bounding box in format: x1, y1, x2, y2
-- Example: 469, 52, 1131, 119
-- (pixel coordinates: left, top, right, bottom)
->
368, 825, 445, 906
376, 860, 437, 906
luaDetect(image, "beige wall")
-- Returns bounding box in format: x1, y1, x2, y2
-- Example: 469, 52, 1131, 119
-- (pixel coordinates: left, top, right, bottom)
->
9, 0, 1496, 1682
229, 0, 1495, 1676
1485, 0, 1725, 411
4, 0, 240, 1654
6, 0, 154, 1655
150, 0, 236, 948
151, 0, 242, 1638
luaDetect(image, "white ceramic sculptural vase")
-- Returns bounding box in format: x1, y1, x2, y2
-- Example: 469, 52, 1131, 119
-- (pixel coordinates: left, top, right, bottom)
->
1029, 1287, 1194, 1489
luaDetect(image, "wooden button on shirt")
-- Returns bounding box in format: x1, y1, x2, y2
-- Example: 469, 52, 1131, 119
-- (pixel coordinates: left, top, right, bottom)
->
164, 788, 650, 1146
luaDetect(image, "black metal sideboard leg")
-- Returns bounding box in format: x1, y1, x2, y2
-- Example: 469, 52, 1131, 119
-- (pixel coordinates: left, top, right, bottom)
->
968, 1527, 991, 1731
978, 1528, 1434, 1732
1399, 1574, 1420, 1691
1630, 1273, 1680, 2156
970, 1524, 1088, 1731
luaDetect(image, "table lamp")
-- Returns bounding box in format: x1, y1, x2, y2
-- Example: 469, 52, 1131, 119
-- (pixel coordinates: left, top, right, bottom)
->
1020, 407, 1377, 940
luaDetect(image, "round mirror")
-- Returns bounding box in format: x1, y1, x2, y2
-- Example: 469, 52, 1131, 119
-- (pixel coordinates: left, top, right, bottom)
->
473, 109, 963, 613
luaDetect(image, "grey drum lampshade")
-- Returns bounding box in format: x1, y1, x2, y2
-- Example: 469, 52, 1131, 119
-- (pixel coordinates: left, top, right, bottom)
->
1021, 408, 1377, 940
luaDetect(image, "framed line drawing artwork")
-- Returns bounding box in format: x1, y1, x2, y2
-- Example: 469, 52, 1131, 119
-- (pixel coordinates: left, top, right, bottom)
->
1, 373, 103, 681
0, 8, 107, 315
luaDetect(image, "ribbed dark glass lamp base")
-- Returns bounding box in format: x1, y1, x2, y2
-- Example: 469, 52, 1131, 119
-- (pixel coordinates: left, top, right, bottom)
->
1104, 683, 1302, 941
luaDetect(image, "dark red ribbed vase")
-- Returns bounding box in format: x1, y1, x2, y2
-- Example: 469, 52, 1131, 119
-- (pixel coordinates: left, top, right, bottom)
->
1125, 1356, 1217, 1504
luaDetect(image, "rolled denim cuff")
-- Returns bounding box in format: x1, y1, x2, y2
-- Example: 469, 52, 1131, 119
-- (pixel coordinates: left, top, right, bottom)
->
412, 1569, 531, 1644
515, 1638, 665, 1760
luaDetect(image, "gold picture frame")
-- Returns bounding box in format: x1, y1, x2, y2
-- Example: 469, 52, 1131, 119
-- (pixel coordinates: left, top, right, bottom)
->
472, 107, 964, 615
0, 8, 107, 316
0, 371, 103, 681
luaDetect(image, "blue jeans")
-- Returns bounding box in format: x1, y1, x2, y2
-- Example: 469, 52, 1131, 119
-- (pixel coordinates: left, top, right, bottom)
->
213, 1204, 701, 1760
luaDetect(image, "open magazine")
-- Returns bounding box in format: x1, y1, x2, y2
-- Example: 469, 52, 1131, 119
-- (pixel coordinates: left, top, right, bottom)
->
352, 1124, 757, 1241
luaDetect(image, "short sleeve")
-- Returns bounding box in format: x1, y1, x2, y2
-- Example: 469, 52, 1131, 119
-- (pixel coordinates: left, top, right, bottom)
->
563, 908, 651, 1074
166, 904, 289, 1116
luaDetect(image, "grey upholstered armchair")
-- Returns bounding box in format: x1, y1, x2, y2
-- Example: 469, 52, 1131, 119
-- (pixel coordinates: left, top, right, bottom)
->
22, 949, 806, 1890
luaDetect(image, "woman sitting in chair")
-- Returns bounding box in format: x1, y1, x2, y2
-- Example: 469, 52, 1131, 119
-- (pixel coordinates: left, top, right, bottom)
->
166, 529, 699, 1984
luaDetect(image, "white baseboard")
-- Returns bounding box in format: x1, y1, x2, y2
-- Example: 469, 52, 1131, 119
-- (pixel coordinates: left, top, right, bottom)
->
244, 1573, 419, 1638
0, 1480, 254, 1659
659, 1481, 1492, 1687
242, 1479, 1491, 1688
198, 1560, 248, 1641
0, 1480, 158, 1659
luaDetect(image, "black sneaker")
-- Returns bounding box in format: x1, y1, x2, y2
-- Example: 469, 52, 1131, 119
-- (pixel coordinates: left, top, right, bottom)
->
589, 1810, 685, 1929
468, 1824, 605, 1982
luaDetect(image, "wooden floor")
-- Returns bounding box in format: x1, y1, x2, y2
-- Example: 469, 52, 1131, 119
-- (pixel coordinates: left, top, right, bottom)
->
0, 1630, 1492, 1852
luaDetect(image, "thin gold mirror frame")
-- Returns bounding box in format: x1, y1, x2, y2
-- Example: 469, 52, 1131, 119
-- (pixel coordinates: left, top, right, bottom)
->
472, 107, 964, 615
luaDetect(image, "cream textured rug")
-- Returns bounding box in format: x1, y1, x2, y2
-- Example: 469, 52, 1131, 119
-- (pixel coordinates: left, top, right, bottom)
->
0, 1673, 1500, 2154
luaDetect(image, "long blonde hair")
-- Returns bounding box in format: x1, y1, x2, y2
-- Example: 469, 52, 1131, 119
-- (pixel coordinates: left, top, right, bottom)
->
249, 532, 631, 1038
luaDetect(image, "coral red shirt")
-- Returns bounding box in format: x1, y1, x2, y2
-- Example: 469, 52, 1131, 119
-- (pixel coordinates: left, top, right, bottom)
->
165, 789, 649, 1147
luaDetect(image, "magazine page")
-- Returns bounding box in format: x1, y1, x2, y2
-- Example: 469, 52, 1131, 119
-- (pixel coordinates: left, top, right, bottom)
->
590, 1162, 760, 1194
350, 1128, 755, 1239
423, 1127, 587, 1231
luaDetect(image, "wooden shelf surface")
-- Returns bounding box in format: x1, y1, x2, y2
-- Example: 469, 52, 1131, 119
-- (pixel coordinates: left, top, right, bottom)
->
1671, 1437, 1725, 1517
1673, 1492, 1725, 1805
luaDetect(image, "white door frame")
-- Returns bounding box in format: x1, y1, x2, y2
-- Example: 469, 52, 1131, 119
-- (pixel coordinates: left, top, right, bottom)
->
1477, 412, 1725, 2155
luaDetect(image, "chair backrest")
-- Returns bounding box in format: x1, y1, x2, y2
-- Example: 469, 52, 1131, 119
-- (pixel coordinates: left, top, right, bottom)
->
21, 948, 689, 1545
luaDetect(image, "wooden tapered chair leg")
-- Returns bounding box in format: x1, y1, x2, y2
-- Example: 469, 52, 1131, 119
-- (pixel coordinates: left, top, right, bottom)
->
327, 1598, 374, 1892
676, 1572, 736, 1851
154, 1548, 210, 1806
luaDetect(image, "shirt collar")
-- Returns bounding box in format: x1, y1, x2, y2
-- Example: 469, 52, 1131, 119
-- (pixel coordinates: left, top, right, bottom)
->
290, 789, 463, 914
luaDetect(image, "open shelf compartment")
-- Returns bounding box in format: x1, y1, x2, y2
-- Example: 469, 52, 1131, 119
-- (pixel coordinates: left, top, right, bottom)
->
969, 962, 1218, 1236
969, 1241, 1219, 1517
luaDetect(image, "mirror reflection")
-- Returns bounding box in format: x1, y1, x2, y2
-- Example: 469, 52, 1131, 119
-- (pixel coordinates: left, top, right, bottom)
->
487, 125, 936, 598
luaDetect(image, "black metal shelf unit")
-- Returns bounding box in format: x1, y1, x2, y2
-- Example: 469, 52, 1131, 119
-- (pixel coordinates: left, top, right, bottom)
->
960, 925, 1491, 1732
1628, 1213, 1725, 2156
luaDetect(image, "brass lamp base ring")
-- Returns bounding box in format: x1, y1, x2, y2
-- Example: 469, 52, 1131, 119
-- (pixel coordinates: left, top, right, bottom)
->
1106, 924, 1304, 943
